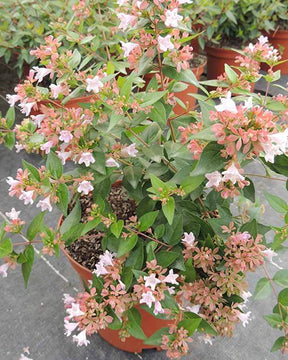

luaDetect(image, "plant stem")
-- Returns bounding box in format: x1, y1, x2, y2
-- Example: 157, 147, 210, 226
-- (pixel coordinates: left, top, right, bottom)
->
245, 173, 286, 182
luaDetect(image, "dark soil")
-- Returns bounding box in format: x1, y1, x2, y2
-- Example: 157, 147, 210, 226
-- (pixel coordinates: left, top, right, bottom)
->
66, 185, 137, 270
191, 53, 207, 68
277, 20, 288, 31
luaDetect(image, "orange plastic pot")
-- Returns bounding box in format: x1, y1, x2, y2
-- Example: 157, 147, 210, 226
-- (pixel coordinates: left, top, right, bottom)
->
262, 30, 288, 74
206, 46, 239, 80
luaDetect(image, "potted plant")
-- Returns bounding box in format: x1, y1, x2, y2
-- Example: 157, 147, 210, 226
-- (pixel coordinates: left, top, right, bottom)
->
1, 2, 288, 358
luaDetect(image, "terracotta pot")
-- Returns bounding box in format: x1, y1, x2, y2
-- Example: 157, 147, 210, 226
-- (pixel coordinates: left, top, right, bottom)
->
60, 202, 173, 353
191, 23, 204, 54
262, 29, 288, 74
206, 46, 239, 80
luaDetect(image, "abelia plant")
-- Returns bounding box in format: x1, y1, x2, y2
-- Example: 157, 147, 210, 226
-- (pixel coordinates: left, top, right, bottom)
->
0, 2, 288, 359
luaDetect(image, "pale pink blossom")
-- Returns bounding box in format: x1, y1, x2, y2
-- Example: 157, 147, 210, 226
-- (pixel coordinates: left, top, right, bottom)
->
19, 190, 34, 205
63, 293, 75, 305
32, 66, 52, 83
261, 129, 288, 163
243, 96, 253, 109
19, 354, 33, 360
117, 13, 137, 31
241, 290, 252, 303
164, 269, 179, 285
140, 291, 156, 308
36, 196, 53, 212
222, 164, 245, 184
6, 94, 21, 107
237, 311, 252, 327
15, 143, 25, 153
93, 262, 109, 277
99, 250, 115, 267
121, 143, 138, 157
6, 176, 19, 190
205, 171, 222, 188
77, 180, 94, 195
56, 150, 72, 165
5, 208, 21, 220
120, 41, 139, 57
258, 35, 268, 45
0, 263, 9, 278
40, 140, 54, 154
64, 319, 78, 336
262, 248, 282, 269
23, 347, 30, 355
215, 91, 238, 114
154, 300, 165, 315
178, 0, 193, 3
198, 335, 213, 345
73, 329, 90, 346
105, 157, 120, 168
158, 35, 174, 52
59, 130, 73, 144
86, 75, 104, 93
19, 102, 36, 116
31, 114, 45, 127
144, 273, 161, 290
78, 152, 95, 167
67, 303, 85, 319
117, 0, 128, 5
182, 232, 195, 246
164, 9, 183, 28
50, 84, 63, 99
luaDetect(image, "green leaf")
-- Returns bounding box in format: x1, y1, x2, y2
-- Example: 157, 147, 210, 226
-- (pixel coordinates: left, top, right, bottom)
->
148, 102, 167, 129
110, 220, 124, 238
198, 319, 218, 336
4, 131, 15, 150
254, 277, 272, 300
121, 266, 133, 289
26, 212, 45, 241
117, 234, 138, 257
123, 166, 142, 189
192, 142, 225, 176
273, 270, 288, 287
0, 222, 5, 242
125, 241, 144, 270
265, 193, 288, 213
22, 245, 34, 288
46, 152, 63, 179
60, 200, 81, 234
5, 107, 15, 128
181, 175, 204, 195
90, 151, 106, 175
56, 183, 69, 216
163, 215, 183, 245
138, 91, 167, 107
243, 178, 255, 202
155, 250, 178, 268
22, 160, 40, 181
0, 238, 13, 258
162, 197, 175, 225
178, 316, 202, 336
144, 327, 170, 345
68, 49, 81, 68
263, 313, 283, 328
224, 64, 237, 83
278, 288, 288, 306
181, 258, 196, 282
127, 308, 147, 340
146, 241, 157, 262
139, 211, 159, 232
271, 336, 285, 352
240, 219, 257, 239
189, 126, 216, 141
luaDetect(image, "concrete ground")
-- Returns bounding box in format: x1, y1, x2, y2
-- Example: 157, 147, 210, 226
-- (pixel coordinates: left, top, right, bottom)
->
0, 62, 287, 360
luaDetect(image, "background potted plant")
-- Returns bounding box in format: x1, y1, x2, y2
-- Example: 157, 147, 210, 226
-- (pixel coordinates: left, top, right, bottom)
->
1, 1, 288, 359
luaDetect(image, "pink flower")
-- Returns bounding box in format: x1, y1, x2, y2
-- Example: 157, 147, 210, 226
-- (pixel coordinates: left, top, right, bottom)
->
222, 164, 245, 184
164, 9, 183, 28
77, 180, 94, 195
19, 102, 36, 116
32, 66, 52, 83
105, 158, 120, 168
73, 329, 90, 347
93, 262, 109, 277
15, 143, 25, 153
56, 150, 72, 165
237, 311, 252, 327
31, 114, 45, 127
5, 208, 21, 220
262, 248, 282, 269
258, 35, 268, 45
6, 94, 21, 106
63, 293, 75, 305
144, 273, 161, 290
182, 232, 195, 246
99, 250, 115, 266
36, 196, 53, 212
59, 130, 73, 144
121, 143, 138, 157
19, 354, 33, 360
64, 319, 78, 336
19, 190, 34, 205
117, 13, 137, 31
86, 75, 104, 93
154, 301, 164, 315
0, 263, 9, 278
215, 92, 237, 114
205, 171, 222, 188
164, 269, 179, 285
158, 35, 174, 52
261, 129, 288, 163
241, 290, 252, 303
50, 84, 63, 99
140, 291, 156, 308
117, 0, 128, 5
66, 303, 85, 319
6, 176, 19, 191
120, 41, 139, 57
78, 152, 95, 167
40, 140, 54, 154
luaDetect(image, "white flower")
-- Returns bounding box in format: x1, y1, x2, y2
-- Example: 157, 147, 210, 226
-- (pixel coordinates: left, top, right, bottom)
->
243, 96, 253, 110
6, 176, 19, 190
182, 232, 195, 247
178, 0, 193, 3
248, 43, 255, 51
0, 263, 9, 278
64, 319, 78, 336
19, 102, 36, 116
262, 248, 282, 269
154, 301, 165, 315
198, 335, 213, 345
164, 269, 179, 285
144, 273, 161, 290
121, 143, 138, 157
117, 0, 128, 5
19, 354, 33, 360
215, 91, 238, 114
19, 190, 34, 205
63, 293, 75, 305
31, 114, 45, 127
86, 75, 104, 93
93, 262, 109, 277
222, 164, 245, 184
120, 41, 139, 57
32, 66, 52, 83
15, 143, 25, 153
40, 140, 54, 154
59, 130, 73, 144
99, 250, 115, 267
165, 8, 183, 28
56, 150, 72, 165
258, 35, 268, 45
179, 296, 200, 314
72, 329, 90, 347
6, 94, 21, 106
140, 291, 156, 308
78, 152, 95, 167
237, 311, 252, 327
117, 13, 137, 31
158, 35, 174, 52
205, 171, 222, 188
77, 180, 94, 195
106, 157, 120, 168
5, 208, 21, 220
66, 303, 85, 319
241, 290, 252, 303
50, 84, 63, 99
261, 129, 288, 163
36, 196, 53, 212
